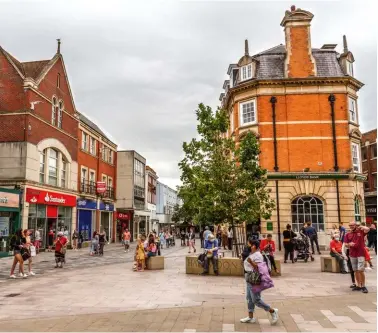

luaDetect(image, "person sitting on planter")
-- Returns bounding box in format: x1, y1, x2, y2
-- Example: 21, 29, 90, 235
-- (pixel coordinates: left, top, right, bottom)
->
201, 234, 219, 276
260, 234, 279, 274
330, 235, 347, 274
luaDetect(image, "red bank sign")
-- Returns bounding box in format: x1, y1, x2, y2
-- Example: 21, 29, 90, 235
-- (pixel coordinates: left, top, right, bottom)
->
97, 181, 106, 194
117, 212, 129, 220
26, 189, 76, 207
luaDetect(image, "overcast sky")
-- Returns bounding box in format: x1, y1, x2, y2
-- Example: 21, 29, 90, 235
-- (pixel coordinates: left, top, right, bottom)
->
1, 0, 376, 189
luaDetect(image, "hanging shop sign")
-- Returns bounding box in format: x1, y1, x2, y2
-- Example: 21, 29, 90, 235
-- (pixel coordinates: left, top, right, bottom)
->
26, 188, 76, 207
99, 202, 114, 211
117, 212, 129, 220
77, 198, 97, 210
96, 181, 107, 194
0, 191, 19, 208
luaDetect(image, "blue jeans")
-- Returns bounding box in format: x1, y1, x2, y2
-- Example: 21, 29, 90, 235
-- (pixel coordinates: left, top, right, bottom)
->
246, 281, 271, 313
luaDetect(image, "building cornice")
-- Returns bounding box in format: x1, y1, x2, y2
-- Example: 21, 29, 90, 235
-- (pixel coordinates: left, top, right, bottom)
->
224, 76, 364, 108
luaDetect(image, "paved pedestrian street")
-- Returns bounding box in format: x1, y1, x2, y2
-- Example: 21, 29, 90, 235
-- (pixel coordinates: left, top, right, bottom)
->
0, 244, 376, 332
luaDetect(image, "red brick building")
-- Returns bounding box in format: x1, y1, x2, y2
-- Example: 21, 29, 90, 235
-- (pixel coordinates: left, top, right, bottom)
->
220, 7, 366, 247
77, 113, 117, 242
0, 41, 79, 247
362, 129, 377, 223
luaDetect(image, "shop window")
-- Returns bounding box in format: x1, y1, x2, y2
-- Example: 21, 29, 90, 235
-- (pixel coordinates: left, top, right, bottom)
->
39, 150, 46, 183
371, 144, 377, 159
291, 196, 324, 232
354, 196, 361, 222
48, 149, 58, 186
58, 206, 72, 241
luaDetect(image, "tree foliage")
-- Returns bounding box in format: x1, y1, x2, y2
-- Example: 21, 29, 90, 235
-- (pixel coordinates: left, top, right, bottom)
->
177, 103, 275, 228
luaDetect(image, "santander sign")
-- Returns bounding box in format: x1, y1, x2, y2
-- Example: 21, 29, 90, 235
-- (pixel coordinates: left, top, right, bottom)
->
26, 188, 75, 207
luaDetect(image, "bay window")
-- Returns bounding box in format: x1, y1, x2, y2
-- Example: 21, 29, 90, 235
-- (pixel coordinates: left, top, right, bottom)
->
39, 148, 70, 188
348, 97, 357, 123
239, 99, 257, 126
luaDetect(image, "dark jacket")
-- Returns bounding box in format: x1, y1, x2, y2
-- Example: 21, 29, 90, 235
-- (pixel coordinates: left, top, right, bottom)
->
306, 226, 317, 238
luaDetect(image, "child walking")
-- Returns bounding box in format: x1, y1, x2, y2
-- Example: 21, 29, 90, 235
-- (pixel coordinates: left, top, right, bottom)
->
135, 235, 146, 272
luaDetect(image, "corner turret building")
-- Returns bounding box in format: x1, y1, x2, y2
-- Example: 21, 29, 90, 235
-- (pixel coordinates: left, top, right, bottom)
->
220, 7, 366, 246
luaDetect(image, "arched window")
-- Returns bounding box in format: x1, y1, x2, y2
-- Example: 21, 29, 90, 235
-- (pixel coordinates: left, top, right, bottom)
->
39, 148, 69, 188
52, 97, 58, 125
354, 196, 361, 222
291, 196, 324, 232
58, 100, 63, 128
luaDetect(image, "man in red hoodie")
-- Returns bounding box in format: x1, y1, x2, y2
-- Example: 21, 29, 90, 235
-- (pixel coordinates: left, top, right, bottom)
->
260, 234, 279, 274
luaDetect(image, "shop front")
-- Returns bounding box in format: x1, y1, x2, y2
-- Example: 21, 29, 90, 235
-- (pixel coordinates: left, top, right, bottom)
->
26, 188, 76, 249
99, 202, 114, 242
116, 211, 131, 242
365, 196, 377, 224
0, 188, 21, 257
77, 198, 97, 241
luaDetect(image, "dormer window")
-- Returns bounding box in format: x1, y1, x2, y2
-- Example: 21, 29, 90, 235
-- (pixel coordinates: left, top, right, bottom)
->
241, 64, 252, 81
346, 61, 354, 76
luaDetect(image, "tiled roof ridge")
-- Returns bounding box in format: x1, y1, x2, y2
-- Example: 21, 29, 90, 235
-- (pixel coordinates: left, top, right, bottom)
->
362, 129, 377, 136
22, 59, 50, 64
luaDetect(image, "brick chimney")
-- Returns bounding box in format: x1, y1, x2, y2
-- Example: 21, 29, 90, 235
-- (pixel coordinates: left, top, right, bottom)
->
281, 7, 316, 78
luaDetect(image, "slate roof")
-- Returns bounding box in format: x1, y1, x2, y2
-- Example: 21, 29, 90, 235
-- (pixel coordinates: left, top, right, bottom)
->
247, 44, 346, 80
1, 48, 51, 79
78, 112, 114, 143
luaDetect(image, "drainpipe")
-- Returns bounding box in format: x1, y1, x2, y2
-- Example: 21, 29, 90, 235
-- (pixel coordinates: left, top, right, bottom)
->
328, 94, 341, 224
328, 94, 339, 171
270, 96, 279, 172
270, 96, 281, 250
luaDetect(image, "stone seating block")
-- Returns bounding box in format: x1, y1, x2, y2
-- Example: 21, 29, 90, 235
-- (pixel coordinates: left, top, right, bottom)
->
271, 259, 281, 276
186, 256, 282, 276
321, 256, 340, 273
147, 256, 164, 270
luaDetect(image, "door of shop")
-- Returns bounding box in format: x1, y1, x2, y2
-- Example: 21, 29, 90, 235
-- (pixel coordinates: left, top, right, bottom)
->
78, 209, 92, 241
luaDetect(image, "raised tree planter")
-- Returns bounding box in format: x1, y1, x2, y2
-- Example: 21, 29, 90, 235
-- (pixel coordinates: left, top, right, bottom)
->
147, 256, 164, 270
320, 256, 340, 273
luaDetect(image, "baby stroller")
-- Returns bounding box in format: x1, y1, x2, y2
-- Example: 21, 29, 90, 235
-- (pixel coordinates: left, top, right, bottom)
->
293, 232, 314, 263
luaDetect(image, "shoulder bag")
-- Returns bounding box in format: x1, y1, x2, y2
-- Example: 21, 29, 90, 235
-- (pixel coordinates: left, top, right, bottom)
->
245, 269, 261, 285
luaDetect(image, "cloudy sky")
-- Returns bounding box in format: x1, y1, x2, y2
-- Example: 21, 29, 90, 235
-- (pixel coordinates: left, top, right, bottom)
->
1, 0, 376, 189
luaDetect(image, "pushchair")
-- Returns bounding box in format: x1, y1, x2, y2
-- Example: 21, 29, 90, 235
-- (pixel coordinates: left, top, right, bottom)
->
293, 232, 314, 262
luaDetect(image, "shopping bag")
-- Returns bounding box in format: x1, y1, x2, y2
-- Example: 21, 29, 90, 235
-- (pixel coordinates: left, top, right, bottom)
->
30, 245, 36, 257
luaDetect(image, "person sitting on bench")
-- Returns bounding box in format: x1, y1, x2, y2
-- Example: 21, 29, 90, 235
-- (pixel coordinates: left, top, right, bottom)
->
330, 235, 347, 274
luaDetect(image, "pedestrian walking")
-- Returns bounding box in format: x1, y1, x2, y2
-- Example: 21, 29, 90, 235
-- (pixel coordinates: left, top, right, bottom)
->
47, 228, 54, 252
306, 222, 321, 255
90, 231, 99, 255
72, 229, 79, 250
99, 229, 106, 256
159, 231, 165, 249
344, 221, 370, 293
54, 231, 68, 268
283, 224, 296, 263
188, 228, 196, 253
9, 229, 27, 279
367, 224, 377, 254
123, 229, 131, 252
22, 229, 35, 276
240, 239, 278, 325
78, 230, 84, 250
228, 227, 233, 251
33, 228, 41, 254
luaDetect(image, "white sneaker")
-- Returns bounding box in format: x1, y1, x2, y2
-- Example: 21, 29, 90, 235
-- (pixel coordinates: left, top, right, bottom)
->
22, 274, 28, 278
270, 309, 279, 325
240, 317, 256, 323
18, 273, 25, 277
9, 274, 16, 279
29, 271, 35, 276
125, 250, 127, 253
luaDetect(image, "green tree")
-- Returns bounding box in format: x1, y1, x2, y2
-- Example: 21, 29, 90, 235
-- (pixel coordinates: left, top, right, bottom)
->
178, 103, 275, 256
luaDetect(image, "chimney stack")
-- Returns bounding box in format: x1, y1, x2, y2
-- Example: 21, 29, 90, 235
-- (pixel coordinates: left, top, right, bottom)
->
245, 39, 249, 56
57, 39, 61, 54
281, 7, 316, 78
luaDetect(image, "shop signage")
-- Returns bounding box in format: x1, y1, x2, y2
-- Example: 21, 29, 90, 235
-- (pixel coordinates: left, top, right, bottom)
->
96, 181, 106, 194
26, 188, 76, 207
267, 173, 350, 180
117, 212, 129, 220
77, 199, 97, 210
266, 221, 273, 231
99, 202, 114, 211
366, 207, 377, 214
0, 191, 19, 208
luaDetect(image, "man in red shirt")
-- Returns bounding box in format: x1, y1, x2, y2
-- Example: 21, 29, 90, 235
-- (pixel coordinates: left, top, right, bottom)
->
329, 235, 347, 274
260, 234, 279, 274
344, 221, 370, 293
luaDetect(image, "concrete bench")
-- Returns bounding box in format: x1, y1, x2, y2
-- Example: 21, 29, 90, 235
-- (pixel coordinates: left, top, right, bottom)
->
186, 256, 281, 276
147, 256, 164, 270
320, 256, 340, 273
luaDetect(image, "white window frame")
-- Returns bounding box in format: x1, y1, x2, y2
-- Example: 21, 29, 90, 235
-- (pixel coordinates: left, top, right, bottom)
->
102, 174, 107, 183
108, 177, 113, 189
82, 131, 88, 151
346, 61, 354, 77
348, 96, 358, 124
57, 100, 63, 128
89, 170, 96, 184
61, 158, 67, 188
108, 150, 113, 164
239, 99, 257, 126
90, 137, 96, 155
52, 96, 57, 125
351, 142, 361, 173
240, 64, 252, 82
39, 150, 46, 183
81, 167, 88, 184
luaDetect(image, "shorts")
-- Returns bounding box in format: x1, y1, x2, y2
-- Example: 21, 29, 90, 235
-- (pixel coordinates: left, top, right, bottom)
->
350, 257, 365, 271
124, 240, 130, 245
